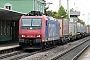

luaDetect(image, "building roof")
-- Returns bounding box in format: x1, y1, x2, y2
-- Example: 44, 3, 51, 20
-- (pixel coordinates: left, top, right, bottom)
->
70, 11, 80, 16
0, 8, 26, 20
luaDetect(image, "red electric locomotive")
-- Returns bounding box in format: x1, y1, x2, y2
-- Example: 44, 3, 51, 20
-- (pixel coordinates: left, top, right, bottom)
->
19, 11, 47, 49
19, 11, 60, 49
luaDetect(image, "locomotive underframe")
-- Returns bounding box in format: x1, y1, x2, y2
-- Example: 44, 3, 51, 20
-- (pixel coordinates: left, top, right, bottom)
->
19, 38, 42, 44
19, 38, 61, 49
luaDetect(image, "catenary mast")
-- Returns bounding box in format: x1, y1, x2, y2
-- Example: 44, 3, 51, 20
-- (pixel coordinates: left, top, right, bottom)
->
59, 0, 70, 18
67, 0, 70, 18
59, 0, 61, 8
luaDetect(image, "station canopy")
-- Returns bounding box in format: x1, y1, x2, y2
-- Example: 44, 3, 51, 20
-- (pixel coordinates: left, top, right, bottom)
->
0, 8, 26, 20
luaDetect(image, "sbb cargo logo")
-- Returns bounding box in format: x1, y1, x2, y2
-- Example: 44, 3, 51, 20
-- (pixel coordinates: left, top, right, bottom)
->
48, 23, 56, 37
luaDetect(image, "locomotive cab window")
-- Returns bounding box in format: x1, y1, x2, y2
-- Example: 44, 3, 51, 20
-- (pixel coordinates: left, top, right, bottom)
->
22, 18, 42, 26
22, 18, 32, 26
32, 18, 42, 26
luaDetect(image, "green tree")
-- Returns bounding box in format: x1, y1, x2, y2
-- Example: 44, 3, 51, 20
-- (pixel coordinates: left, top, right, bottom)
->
45, 10, 58, 17
77, 18, 85, 25
44, 6, 69, 19
57, 6, 69, 19
53, 13, 59, 18
45, 10, 52, 16
52, 11, 57, 17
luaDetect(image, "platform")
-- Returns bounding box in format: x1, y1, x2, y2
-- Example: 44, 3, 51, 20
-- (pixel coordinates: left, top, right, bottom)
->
78, 46, 90, 60
0, 41, 20, 51
0, 45, 19, 51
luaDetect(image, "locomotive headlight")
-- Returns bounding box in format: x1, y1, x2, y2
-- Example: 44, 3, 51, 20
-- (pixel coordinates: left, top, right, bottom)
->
36, 35, 41, 37
22, 35, 26, 37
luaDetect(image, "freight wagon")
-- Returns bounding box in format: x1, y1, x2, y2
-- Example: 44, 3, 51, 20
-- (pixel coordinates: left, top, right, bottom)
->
57, 18, 70, 43
77, 22, 89, 39
69, 22, 77, 40
86, 25, 90, 35
77, 23, 85, 39
82, 25, 88, 37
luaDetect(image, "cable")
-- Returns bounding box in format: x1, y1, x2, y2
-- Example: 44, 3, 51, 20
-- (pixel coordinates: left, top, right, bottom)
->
75, 0, 90, 12
74, 0, 90, 25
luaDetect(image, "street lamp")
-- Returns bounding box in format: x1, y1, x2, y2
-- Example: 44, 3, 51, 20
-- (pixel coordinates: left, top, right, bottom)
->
43, 2, 53, 10
45, 2, 53, 8
43, 2, 53, 14
46, 2, 53, 4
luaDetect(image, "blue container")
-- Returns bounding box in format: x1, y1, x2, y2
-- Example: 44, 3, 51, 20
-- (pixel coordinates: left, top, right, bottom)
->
45, 19, 60, 41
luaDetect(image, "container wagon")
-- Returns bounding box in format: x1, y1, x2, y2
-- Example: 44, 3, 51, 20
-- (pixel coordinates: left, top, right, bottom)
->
77, 23, 86, 39
57, 18, 70, 43
77, 23, 82, 39
82, 25, 88, 37
86, 25, 90, 35
69, 22, 77, 41
77, 22, 89, 39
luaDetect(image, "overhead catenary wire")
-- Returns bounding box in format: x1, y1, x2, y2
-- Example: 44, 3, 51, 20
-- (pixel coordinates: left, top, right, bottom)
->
75, 0, 90, 13
74, 0, 90, 25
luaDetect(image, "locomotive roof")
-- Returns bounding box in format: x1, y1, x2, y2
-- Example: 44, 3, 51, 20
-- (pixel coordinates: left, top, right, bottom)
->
21, 11, 58, 21
21, 15, 58, 22
21, 15, 45, 18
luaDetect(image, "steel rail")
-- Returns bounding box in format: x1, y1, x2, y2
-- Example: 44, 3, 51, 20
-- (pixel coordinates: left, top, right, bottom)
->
72, 44, 90, 60
51, 39, 90, 60
0, 36, 90, 60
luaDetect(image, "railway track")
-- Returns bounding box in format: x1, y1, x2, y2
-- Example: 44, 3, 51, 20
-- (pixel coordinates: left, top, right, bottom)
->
0, 44, 57, 60
0, 36, 90, 60
0, 49, 40, 60
51, 39, 90, 60
0, 46, 20, 54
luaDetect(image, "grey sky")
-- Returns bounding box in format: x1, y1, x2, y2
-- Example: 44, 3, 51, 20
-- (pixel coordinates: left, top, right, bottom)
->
45, 0, 90, 25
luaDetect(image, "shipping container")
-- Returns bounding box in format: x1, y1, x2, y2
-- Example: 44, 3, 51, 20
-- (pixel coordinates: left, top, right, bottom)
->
69, 22, 77, 36
81, 24, 84, 33
77, 23, 84, 33
83, 25, 87, 33
87, 25, 90, 33
77, 23, 81, 33
86, 26, 89, 33
57, 18, 69, 37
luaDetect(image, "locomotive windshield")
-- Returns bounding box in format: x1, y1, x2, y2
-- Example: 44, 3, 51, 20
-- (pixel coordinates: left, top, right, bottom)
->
22, 18, 42, 27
